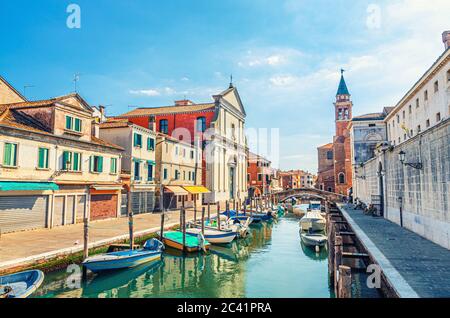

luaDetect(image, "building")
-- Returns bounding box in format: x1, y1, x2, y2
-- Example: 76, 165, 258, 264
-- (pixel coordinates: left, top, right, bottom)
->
155, 134, 205, 210
352, 31, 450, 249
316, 143, 335, 192
317, 70, 353, 195
247, 152, 273, 197
99, 118, 158, 215
0, 76, 27, 104
279, 170, 315, 190
118, 84, 248, 204
0, 82, 123, 233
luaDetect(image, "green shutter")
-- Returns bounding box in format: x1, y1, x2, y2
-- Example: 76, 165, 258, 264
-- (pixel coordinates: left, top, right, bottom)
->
110, 158, 117, 174
133, 133, 138, 147
98, 156, 103, 172
62, 151, 69, 170
73, 152, 80, 171
74, 118, 81, 132
3, 143, 11, 166
65, 116, 72, 130
38, 148, 48, 169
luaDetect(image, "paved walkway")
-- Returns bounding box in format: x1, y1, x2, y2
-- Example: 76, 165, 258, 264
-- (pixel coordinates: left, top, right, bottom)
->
0, 207, 209, 272
338, 204, 450, 298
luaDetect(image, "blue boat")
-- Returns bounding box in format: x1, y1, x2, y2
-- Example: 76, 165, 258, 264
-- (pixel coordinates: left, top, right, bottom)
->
0, 270, 44, 298
225, 210, 273, 222
82, 239, 164, 273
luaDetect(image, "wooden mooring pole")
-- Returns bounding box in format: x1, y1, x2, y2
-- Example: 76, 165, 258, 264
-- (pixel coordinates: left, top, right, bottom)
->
327, 216, 336, 284
334, 235, 343, 296
128, 191, 134, 250
182, 206, 186, 253
82, 217, 89, 279
207, 202, 211, 222
194, 198, 197, 225
338, 265, 352, 298
159, 209, 165, 241
201, 207, 205, 235
217, 202, 221, 231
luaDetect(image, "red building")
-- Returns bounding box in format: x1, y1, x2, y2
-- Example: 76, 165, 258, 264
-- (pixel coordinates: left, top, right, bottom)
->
316, 143, 335, 192
317, 70, 353, 195
247, 152, 272, 197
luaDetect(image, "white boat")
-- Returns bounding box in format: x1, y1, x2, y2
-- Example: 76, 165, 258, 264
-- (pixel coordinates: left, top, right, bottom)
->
186, 227, 237, 244
293, 204, 308, 217
300, 231, 327, 248
309, 201, 322, 211
226, 217, 252, 238
299, 211, 326, 232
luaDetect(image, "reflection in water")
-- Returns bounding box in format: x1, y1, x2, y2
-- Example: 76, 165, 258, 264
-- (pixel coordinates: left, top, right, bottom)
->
34, 218, 335, 298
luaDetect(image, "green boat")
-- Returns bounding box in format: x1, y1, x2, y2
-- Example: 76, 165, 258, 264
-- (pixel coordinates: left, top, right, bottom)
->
161, 231, 210, 252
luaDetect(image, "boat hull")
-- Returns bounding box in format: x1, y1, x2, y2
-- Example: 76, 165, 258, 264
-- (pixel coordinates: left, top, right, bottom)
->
0, 270, 44, 298
186, 228, 237, 244
83, 251, 161, 273
300, 220, 326, 232
162, 231, 211, 253
300, 233, 327, 247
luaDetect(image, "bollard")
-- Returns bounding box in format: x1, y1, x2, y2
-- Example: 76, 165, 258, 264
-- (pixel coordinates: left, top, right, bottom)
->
334, 235, 343, 295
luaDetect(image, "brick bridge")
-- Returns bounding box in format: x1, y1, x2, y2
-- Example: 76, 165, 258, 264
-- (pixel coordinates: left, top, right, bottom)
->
274, 188, 346, 203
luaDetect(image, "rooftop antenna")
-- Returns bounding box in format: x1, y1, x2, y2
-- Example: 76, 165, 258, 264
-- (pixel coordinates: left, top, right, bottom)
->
23, 85, 35, 99
73, 73, 81, 93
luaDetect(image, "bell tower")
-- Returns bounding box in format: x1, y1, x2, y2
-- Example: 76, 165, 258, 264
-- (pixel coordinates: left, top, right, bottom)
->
334, 69, 352, 137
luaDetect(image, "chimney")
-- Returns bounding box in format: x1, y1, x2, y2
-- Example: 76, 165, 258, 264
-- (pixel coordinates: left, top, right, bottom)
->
99, 105, 105, 118
443, 31, 450, 50
92, 120, 100, 138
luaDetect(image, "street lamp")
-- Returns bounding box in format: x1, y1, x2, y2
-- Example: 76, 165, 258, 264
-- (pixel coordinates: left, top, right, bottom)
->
398, 150, 423, 170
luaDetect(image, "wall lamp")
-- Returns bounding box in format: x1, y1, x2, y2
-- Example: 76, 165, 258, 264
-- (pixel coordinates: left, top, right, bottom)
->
398, 151, 423, 170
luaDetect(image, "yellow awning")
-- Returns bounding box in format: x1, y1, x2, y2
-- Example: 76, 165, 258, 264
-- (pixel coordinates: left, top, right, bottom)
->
182, 186, 211, 194
164, 186, 188, 195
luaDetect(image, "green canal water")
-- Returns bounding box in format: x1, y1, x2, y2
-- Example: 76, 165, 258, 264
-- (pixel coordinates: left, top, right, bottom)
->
34, 215, 339, 298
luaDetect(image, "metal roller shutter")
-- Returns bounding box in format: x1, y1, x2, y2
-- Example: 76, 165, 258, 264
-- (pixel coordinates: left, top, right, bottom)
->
76, 195, 86, 224
53, 196, 65, 226
67, 195, 76, 225
0, 196, 48, 234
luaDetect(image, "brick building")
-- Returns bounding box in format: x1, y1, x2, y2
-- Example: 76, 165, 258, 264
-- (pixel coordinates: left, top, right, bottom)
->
247, 152, 273, 197
316, 143, 335, 192
317, 70, 353, 195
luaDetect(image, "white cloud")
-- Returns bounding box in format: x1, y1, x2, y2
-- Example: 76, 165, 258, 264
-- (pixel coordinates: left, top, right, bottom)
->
129, 89, 160, 96
238, 48, 303, 68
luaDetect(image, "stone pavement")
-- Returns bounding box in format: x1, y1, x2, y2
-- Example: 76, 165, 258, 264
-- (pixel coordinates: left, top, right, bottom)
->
0, 207, 210, 272
338, 204, 450, 298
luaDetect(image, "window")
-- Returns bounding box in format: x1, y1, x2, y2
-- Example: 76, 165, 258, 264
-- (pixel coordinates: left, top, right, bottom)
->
396, 115, 400, 123
434, 80, 439, 93
416, 98, 420, 108
133, 133, 142, 148
192, 171, 195, 181
426, 119, 430, 128
90, 155, 103, 173
38, 147, 49, 169
247, 174, 250, 182
175, 147, 178, 156
436, 112, 441, 122
110, 158, 117, 174
3, 143, 17, 167
326, 151, 333, 160
392, 120, 395, 128
160, 119, 169, 134
447, 69, 450, 82
147, 164, 153, 181
174, 170, 180, 180
231, 123, 236, 139
409, 105, 412, 114
402, 110, 405, 119
188, 171, 192, 181
258, 174, 262, 182
404, 134, 407, 141
134, 161, 140, 180
147, 137, 155, 151
417, 125, 421, 133
196, 117, 206, 132
65, 116, 82, 133
163, 168, 168, 180
190, 150, 194, 159
369, 123, 376, 127
338, 173, 345, 184
63, 151, 81, 171
183, 171, 186, 180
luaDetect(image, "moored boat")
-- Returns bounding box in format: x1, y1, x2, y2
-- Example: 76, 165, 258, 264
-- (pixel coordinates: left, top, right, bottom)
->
82, 239, 164, 273
299, 211, 326, 232
186, 226, 237, 244
300, 231, 327, 248
293, 204, 308, 217
0, 270, 44, 298
161, 231, 210, 252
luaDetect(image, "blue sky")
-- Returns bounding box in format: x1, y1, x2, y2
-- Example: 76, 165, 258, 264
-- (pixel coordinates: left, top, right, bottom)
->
1, 0, 449, 172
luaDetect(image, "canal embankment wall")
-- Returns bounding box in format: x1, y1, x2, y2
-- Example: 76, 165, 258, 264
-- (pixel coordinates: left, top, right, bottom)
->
354, 118, 450, 249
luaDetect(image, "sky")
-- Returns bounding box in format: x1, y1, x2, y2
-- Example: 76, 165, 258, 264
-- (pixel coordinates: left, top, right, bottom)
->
1, 0, 449, 172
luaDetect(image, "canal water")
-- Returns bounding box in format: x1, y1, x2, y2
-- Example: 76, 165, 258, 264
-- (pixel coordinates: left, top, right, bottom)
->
34, 215, 335, 298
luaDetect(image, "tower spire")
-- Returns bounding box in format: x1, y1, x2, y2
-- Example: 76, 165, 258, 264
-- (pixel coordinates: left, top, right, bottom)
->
336, 69, 350, 96
229, 74, 234, 88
